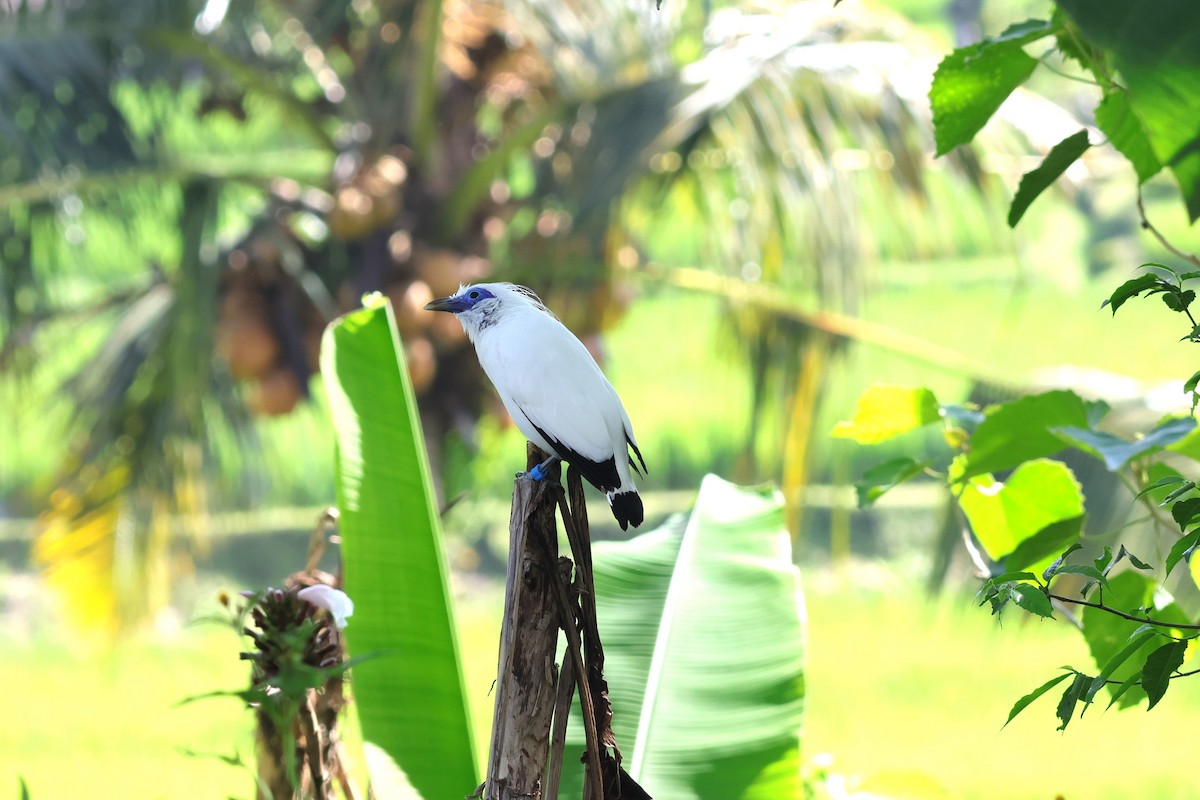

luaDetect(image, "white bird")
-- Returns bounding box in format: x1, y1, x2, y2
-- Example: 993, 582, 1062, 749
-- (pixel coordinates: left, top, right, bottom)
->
425, 282, 647, 529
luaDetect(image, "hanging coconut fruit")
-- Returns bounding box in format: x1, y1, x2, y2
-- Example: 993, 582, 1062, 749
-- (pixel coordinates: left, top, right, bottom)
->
405, 336, 437, 395
215, 262, 281, 381
391, 280, 434, 340
249, 365, 302, 417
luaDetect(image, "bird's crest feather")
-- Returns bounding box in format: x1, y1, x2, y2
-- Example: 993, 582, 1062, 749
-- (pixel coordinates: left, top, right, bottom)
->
458, 282, 558, 320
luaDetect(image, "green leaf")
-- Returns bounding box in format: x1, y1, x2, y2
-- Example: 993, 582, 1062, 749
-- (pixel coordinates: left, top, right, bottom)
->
959, 459, 1084, 570
930, 20, 1055, 155
1003, 671, 1073, 728
1080, 571, 1189, 709
1055, 672, 1089, 731
562, 476, 806, 799
1162, 289, 1196, 312
853, 456, 929, 507
1053, 416, 1196, 471
988, 571, 1039, 584
320, 302, 477, 798
1042, 542, 1085, 581
1057, 0, 1200, 220
1163, 482, 1199, 505
1171, 497, 1200, 529
1007, 130, 1091, 226
956, 390, 1090, 481
1105, 671, 1143, 711
1052, 565, 1113, 595
1126, 551, 1154, 571
1164, 529, 1200, 578
832, 386, 941, 444
1086, 628, 1158, 703
1142, 640, 1187, 710
1094, 89, 1162, 183
1102, 274, 1162, 314
1133, 475, 1188, 500
1001, 515, 1085, 574
1009, 583, 1054, 618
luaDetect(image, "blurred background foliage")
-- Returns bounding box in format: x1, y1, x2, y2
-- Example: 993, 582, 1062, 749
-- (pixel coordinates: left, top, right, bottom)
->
3, 0, 1199, 794
0, 0, 1063, 635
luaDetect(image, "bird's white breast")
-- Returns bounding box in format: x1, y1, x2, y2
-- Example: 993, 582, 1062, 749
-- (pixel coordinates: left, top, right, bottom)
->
473, 308, 625, 463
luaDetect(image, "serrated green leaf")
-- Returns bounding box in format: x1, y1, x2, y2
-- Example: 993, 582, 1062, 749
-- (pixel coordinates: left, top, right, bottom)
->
854, 456, 929, 508
1086, 628, 1158, 702
1002, 671, 1073, 729
1053, 416, 1196, 471
832, 386, 941, 444
1170, 497, 1200, 528
1094, 545, 1114, 575
956, 391, 1090, 480
1081, 571, 1188, 709
1043, 542, 1085, 581
1007, 130, 1091, 226
1094, 89, 1162, 182
1163, 291, 1188, 312
1184, 371, 1200, 394
1142, 640, 1187, 710
1165, 529, 1200, 577
931, 34, 1041, 155
1103, 274, 1163, 314
1056, 672, 1089, 731
1001, 515, 1085, 574
960, 459, 1084, 571
1009, 583, 1054, 618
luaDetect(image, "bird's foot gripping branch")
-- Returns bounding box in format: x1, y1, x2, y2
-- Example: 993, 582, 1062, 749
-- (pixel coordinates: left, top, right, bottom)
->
526, 455, 561, 483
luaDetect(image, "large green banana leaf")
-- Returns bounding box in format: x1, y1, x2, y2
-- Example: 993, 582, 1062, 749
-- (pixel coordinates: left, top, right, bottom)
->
564, 475, 807, 799
320, 298, 477, 799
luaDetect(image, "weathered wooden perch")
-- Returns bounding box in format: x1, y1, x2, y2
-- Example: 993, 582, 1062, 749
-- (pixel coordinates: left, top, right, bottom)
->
483, 444, 651, 800
485, 445, 563, 800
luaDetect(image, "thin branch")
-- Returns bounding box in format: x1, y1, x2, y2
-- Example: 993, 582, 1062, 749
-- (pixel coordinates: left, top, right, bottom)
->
1048, 592, 1200, 631
1117, 470, 1174, 541
1034, 50, 1104, 87
1137, 187, 1200, 269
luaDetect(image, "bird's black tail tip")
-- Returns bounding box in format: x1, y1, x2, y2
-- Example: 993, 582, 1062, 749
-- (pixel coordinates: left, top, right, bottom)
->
610, 491, 643, 531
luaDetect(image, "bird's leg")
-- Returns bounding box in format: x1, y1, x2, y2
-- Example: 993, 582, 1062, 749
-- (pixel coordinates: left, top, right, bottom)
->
528, 455, 561, 482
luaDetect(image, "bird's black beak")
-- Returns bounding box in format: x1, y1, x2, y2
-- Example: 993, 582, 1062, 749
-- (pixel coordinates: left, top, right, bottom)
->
424, 295, 467, 313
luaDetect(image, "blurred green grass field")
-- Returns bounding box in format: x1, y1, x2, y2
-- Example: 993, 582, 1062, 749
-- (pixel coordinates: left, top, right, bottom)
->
6, 570, 1200, 800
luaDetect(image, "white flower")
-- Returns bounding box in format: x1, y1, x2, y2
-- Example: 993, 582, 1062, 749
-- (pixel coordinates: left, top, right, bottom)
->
297, 585, 355, 629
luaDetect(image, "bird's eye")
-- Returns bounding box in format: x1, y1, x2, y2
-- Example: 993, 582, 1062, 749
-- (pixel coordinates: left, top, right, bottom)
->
468, 290, 481, 300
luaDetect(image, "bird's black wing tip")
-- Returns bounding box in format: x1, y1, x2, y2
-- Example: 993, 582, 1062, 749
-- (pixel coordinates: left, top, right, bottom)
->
611, 491, 643, 531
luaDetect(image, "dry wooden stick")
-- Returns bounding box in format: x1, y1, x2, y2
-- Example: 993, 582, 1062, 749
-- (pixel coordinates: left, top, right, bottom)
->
545, 611, 577, 800
483, 447, 564, 800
